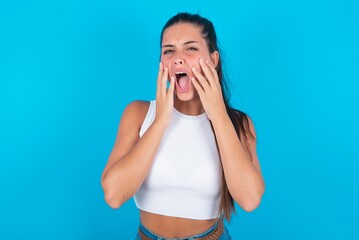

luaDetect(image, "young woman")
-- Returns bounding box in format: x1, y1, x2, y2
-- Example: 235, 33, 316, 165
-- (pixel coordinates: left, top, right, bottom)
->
101, 13, 265, 239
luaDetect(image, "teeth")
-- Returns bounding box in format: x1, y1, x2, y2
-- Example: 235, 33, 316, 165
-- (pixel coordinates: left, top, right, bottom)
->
174, 72, 187, 81
175, 72, 187, 77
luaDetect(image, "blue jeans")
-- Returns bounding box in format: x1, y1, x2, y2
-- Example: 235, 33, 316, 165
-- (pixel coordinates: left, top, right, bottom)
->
135, 217, 232, 240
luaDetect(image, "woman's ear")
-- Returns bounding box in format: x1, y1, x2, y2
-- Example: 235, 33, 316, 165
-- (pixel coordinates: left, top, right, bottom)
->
210, 51, 220, 69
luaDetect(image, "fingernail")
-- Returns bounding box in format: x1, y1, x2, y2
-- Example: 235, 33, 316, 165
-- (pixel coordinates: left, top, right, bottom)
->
199, 58, 204, 63
192, 67, 196, 71
206, 60, 210, 64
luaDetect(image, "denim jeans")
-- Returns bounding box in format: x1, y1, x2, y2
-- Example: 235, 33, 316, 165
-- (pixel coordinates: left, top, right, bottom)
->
135, 216, 232, 240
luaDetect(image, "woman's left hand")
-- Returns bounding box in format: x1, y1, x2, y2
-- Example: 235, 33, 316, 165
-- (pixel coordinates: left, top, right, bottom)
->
191, 58, 227, 122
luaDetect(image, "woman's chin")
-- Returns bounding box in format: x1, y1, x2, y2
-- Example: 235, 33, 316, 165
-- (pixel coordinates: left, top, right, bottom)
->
174, 91, 196, 102
174, 83, 198, 101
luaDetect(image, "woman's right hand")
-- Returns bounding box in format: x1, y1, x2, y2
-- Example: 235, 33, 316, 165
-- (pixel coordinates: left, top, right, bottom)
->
154, 63, 175, 127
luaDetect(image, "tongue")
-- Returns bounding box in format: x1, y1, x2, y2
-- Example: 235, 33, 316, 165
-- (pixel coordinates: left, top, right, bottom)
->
178, 76, 190, 90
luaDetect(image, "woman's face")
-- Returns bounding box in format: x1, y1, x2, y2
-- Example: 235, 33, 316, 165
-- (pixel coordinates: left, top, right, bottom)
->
161, 22, 218, 101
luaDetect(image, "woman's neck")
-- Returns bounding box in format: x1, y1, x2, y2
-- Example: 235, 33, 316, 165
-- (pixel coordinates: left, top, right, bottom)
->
173, 96, 204, 116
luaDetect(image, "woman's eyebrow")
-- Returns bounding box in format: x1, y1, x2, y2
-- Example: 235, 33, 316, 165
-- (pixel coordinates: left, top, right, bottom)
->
162, 41, 199, 48
183, 41, 199, 45
162, 44, 175, 48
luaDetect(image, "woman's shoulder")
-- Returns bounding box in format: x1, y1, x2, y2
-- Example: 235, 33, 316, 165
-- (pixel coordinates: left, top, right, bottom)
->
125, 100, 150, 112
120, 100, 155, 132
120, 100, 152, 128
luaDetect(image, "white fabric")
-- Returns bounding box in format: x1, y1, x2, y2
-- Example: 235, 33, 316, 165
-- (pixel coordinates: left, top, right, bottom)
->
134, 100, 222, 220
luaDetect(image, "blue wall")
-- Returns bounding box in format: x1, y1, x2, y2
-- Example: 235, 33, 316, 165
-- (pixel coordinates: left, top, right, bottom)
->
1, 0, 358, 239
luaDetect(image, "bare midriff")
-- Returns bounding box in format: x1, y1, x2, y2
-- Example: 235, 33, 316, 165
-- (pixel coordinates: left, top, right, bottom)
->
140, 210, 218, 238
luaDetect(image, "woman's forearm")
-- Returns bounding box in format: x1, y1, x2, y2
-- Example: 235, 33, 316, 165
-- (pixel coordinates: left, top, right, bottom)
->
211, 115, 265, 212
101, 121, 166, 208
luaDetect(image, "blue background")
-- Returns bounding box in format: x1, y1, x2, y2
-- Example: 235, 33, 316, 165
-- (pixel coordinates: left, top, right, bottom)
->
1, 0, 358, 239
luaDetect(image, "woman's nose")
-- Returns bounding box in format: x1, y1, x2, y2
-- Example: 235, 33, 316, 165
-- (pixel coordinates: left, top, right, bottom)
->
174, 58, 184, 65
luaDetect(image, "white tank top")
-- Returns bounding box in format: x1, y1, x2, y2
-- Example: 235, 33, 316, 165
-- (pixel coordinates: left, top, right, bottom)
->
133, 100, 222, 220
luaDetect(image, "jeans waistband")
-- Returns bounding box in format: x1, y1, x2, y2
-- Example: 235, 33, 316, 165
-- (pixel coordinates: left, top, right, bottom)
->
138, 215, 224, 240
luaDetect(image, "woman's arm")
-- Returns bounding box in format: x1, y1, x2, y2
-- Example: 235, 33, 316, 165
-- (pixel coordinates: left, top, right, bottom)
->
211, 115, 265, 212
191, 59, 265, 211
101, 64, 174, 209
100, 101, 164, 208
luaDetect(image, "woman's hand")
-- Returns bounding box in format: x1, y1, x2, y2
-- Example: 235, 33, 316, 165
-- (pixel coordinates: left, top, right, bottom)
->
191, 58, 227, 122
154, 62, 175, 127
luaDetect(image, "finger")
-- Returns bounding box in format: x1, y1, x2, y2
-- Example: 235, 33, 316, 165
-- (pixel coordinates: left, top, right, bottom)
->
157, 62, 163, 97
206, 60, 220, 87
191, 77, 205, 98
167, 76, 175, 98
199, 58, 215, 86
161, 67, 169, 96
192, 66, 210, 92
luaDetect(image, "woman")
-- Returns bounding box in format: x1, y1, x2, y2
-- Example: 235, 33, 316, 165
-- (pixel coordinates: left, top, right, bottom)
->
101, 12, 265, 239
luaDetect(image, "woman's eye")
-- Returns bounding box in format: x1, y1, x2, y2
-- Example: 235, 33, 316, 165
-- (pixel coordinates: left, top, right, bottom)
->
163, 49, 173, 55
187, 47, 198, 51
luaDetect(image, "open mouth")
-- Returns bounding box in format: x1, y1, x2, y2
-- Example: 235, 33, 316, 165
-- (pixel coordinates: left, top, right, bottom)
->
175, 72, 190, 91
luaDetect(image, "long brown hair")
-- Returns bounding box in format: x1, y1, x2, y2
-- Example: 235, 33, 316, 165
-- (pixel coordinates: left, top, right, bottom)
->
160, 12, 255, 221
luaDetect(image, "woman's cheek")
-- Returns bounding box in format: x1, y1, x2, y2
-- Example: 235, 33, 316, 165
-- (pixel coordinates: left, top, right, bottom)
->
161, 59, 171, 69
161, 55, 170, 64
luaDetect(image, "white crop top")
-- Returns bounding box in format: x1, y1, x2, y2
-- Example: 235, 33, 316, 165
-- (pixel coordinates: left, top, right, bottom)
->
133, 100, 222, 220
